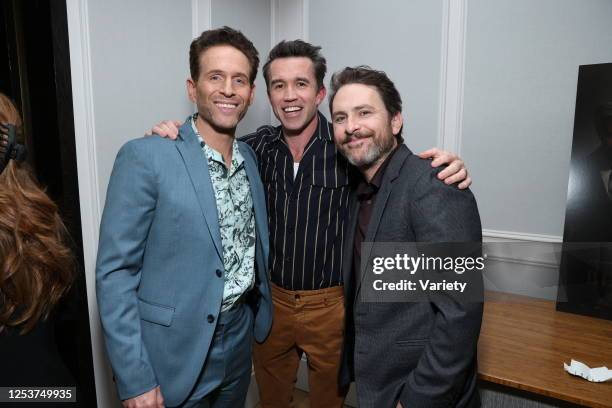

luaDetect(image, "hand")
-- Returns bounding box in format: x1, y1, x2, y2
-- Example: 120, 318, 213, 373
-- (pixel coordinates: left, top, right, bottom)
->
418, 147, 471, 189
122, 386, 164, 408
145, 120, 181, 140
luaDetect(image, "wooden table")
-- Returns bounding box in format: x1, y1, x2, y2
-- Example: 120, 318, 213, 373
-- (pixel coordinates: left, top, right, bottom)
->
478, 292, 612, 407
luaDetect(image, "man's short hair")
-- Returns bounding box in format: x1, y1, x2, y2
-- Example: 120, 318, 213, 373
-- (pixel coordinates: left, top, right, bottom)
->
262, 40, 327, 90
329, 66, 403, 139
189, 26, 259, 85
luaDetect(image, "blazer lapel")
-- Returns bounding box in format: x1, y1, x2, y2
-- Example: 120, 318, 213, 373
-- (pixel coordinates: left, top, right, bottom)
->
175, 119, 223, 262
355, 145, 412, 297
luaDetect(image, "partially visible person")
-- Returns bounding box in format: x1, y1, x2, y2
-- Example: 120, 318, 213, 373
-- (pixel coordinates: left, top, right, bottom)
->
329, 67, 483, 408
96, 27, 272, 408
0, 93, 76, 393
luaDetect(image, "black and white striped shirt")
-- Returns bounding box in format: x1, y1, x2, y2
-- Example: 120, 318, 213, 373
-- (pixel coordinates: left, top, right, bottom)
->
241, 112, 355, 290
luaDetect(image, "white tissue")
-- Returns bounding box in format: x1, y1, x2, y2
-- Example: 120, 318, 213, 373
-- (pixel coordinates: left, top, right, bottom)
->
564, 359, 612, 382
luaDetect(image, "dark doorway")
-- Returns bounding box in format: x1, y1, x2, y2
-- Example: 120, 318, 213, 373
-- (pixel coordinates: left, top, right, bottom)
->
1, 0, 97, 404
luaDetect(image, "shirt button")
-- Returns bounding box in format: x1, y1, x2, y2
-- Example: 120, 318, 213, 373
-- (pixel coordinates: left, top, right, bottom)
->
285, 256, 292, 263
216, 269, 222, 278
207, 314, 215, 323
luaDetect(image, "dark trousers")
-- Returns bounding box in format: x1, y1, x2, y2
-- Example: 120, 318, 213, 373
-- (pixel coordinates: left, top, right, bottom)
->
180, 303, 253, 408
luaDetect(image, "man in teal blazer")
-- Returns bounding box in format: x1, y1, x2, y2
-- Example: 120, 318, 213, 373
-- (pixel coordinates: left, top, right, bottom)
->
96, 27, 272, 408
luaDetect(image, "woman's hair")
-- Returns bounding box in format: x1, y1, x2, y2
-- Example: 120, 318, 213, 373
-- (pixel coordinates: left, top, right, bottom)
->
0, 93, 22, 127
0, 93, 74, 334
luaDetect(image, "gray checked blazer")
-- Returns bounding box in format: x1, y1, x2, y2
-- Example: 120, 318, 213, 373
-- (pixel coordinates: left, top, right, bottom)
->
340, 144, 483, 408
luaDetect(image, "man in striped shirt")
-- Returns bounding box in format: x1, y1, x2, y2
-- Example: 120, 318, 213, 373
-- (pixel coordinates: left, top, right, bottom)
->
150, 39, 470, 408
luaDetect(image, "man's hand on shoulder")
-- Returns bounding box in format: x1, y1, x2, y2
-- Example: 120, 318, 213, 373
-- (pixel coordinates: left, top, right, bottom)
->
122, 386, 164, 408
418, 147, 472, 189
145, 120, 181, 140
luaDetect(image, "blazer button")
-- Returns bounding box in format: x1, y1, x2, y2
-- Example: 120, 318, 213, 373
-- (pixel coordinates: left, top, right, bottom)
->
216, 269, 222, 278
207, 314, 215, 323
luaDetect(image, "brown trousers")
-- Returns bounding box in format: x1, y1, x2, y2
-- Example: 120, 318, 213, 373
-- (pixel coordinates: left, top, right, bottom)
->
253, 283, 347, 408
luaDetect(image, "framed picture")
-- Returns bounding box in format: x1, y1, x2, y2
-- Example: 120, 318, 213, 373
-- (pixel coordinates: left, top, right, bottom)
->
557, 63, 612, 320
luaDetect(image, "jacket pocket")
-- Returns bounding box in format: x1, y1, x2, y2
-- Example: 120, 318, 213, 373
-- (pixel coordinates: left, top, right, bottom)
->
138, 298, 175, 327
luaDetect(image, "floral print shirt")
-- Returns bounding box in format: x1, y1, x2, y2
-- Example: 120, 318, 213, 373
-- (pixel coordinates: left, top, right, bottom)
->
192, 115, 255, 312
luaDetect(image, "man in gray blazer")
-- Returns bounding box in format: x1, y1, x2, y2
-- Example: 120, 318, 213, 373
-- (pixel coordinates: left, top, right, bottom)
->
96, 27, 272, 408
329, 66, 483, 408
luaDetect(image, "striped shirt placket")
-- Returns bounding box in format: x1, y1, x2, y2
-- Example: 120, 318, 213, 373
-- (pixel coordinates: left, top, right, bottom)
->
240, 111, 351, 290
270, 148, 280, 275
281, 154, 289, 284
301, 158, 315, 286
291, 170, 304, 288
312, 176, 324, 289
319, 142, 332, 288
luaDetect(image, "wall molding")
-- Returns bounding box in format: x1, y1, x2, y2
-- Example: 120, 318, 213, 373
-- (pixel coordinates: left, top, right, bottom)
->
270, 0, 307, 43
269, 0, 306, 124
482, 229, 563, 271
485, 254, 559, 269
301, 0, 309, 42
482, 229, 562, 243
66, 0, 119, 406
270, 0, 277, 49
192, 0, 212, 38
269, 0, 277, 124
437, 0, 468, 154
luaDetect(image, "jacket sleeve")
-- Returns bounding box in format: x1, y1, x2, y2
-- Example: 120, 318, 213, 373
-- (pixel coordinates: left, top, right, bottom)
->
400, 169, 484, 408
95, 141, 159, 400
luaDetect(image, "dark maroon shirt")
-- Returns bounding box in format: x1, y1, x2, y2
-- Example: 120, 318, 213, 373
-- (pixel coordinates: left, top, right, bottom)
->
352, 146, 399, 287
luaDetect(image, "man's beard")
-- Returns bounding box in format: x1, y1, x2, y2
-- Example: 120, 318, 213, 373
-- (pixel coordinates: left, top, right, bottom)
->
343, 132, 396, 169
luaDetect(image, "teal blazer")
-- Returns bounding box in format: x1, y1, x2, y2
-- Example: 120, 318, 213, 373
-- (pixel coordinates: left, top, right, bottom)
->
96, 119, 272, 406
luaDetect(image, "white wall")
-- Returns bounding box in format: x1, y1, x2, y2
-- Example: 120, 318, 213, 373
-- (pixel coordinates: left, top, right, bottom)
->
309, 0, 445, 153
87, 0, 193, 204
462, 0, 612, 238
85, 0, 273, 205
211, 0, 272, 136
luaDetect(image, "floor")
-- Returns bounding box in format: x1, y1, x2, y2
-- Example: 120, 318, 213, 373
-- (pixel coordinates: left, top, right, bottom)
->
255, 388, 352, 408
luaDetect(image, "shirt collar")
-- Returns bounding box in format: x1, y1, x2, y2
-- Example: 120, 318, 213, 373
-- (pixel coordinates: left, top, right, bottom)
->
191, 113, 244, 168
357, 144, 400, 200
316, 111, 334, 142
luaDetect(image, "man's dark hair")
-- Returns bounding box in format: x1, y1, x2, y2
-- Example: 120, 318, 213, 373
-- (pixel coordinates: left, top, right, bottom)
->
262, 40, 327, 90
329, 66, 403, 139
189, 26, 259, 84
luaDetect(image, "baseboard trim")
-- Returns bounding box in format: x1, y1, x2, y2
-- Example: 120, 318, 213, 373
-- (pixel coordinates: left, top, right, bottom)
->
483, 229, 562, 243
245, 368, 260, 408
